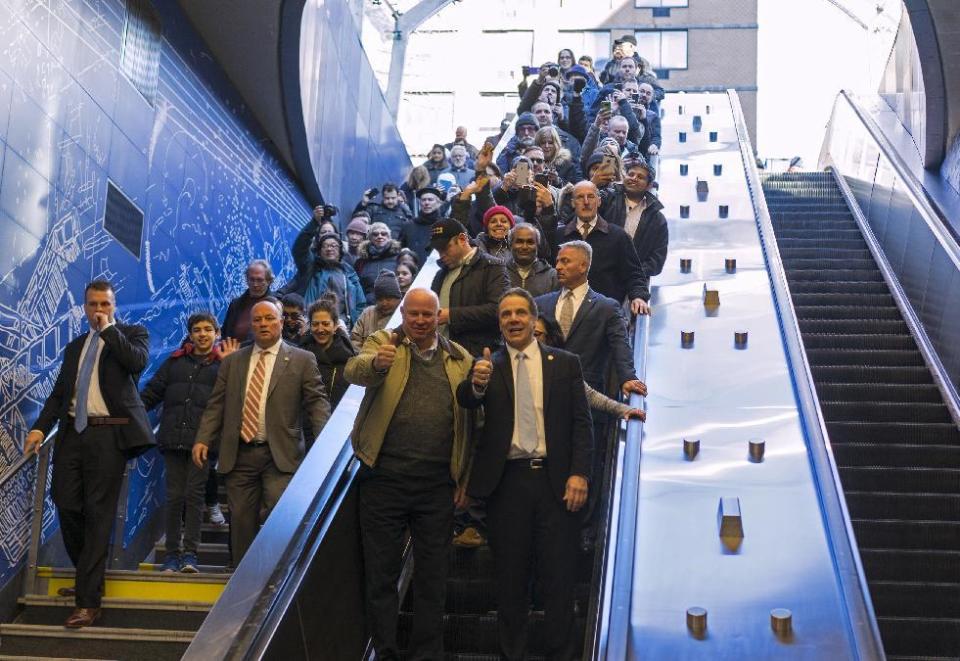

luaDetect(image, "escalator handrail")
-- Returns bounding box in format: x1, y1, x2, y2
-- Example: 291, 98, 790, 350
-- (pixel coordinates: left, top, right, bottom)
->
598, 315, 648, 660
183, 259, 442, 660
728, 89, 886, 660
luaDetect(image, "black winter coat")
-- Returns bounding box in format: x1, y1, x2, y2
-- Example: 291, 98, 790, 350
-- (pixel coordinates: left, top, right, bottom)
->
401, 210, 443, 264
430, 249, 510, 356
353, 240, 403, 304
300, 330, 357, 408
599, 187, 669, 277
140, 347, 223, 451
352, 201, 413, 239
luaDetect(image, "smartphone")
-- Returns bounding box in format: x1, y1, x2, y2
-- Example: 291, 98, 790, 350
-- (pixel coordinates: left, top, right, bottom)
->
515, 161, 530, 187
601, 153, 618, 173
534, 173, 549, 187
600, 100, 612, 114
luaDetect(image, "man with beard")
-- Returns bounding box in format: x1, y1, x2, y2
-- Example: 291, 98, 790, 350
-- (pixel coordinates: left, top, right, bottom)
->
401, 186, 445, 264
222, 259, 275, 343
505, 223, 558, 297
495, 112, 540, 176
599, 157, 668, 280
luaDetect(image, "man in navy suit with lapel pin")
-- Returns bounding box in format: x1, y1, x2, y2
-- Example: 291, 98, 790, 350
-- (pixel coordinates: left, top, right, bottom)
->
25, 280, 156, 628
458, 288, 593, 660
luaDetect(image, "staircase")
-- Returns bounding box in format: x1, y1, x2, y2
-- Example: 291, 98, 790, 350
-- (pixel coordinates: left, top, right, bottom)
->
762, 171, 960, 661
0, 493, 232, 659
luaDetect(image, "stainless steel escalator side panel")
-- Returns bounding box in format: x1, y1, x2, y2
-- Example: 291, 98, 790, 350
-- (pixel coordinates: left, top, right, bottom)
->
627, 91, 880, 660
183, 261, 443, 661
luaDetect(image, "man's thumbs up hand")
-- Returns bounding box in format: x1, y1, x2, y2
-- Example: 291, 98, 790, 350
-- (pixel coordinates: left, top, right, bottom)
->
472, 348, 493, 389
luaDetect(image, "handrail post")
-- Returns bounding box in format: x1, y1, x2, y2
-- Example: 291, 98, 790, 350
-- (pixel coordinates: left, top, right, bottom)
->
24, 443, 52, 597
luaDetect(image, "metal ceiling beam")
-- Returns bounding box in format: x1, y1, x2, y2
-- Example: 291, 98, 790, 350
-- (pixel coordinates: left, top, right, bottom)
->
385, 0, 458, 116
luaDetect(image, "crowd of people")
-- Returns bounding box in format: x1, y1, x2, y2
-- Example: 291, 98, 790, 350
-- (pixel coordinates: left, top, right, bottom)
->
25, 35, 670, 659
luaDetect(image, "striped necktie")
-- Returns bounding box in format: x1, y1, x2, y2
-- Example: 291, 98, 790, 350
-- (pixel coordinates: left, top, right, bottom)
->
559, 291, 575, 339
241, 350, 268, 443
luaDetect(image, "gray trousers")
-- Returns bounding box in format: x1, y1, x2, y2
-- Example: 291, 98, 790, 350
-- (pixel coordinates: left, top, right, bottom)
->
224, 443, 292, 565
163, 449, 207, 556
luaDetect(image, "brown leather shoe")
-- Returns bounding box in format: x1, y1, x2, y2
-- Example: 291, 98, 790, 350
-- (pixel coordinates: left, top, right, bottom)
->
64, 607, 101, 628
56, 586, 76, 597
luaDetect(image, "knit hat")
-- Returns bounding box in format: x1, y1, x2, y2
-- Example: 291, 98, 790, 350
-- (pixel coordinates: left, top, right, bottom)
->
542, 80, 562, 97
315, 231, 343, 259
564, 64, 589, 80
619, 35, 637, 46
373, 269, 402, 300
482, 205, 516, 229
416, 186, 444, 199
585, 152, 606, 172
515, 112, 538, 131
346, 217, 369, 234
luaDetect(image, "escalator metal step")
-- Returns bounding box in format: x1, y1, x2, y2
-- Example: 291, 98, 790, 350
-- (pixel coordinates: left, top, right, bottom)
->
811, 365, 933, 384
780, 248, 875, 261
826, 421, 960, 445
775, 227, 862, 237
794, 305, 902, 320
876, 616, 960, 659
820, 401, 952, 423
778, 237, 868, 250
839, 467, 960, 494
782, 258, 879, 271
805, 348, 925, 367
800, 318, 909, 334
803, 334, 922, 351
787, 269, 885, 282
397, 612, 585, 656
870, 581, 960, 619
843, 491, 960, 522
853, 519, 960, 551
831, 443, 960, 469
792, 292, 896, 307
860, 549, 960, 583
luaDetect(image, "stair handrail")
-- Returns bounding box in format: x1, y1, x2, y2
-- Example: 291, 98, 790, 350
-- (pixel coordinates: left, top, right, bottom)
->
597, 314, 648, 660
14, 428, 58, 598
728, 89, 886, 660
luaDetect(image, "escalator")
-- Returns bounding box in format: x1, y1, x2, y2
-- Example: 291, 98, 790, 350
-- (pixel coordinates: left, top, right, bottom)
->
762, 171, 960, 660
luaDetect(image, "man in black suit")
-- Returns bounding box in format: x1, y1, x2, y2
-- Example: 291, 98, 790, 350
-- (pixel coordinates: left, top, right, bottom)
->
458, 288, 593, 660
552, 180, 651, 315
536, 241, 645, 398
25, 280, 156, 628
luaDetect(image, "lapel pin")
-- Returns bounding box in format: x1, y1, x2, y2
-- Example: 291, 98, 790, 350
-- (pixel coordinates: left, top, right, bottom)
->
547, 355, 554, 361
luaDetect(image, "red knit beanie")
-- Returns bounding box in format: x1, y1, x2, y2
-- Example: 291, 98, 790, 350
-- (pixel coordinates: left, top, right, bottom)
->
482, 205, 516, 228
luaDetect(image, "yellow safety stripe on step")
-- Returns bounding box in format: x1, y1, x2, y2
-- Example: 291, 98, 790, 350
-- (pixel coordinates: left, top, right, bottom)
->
45, 575, 225, 603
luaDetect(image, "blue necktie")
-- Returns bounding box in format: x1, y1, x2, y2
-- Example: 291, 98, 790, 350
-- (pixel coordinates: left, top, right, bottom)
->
74, 331, 101, 433
515, 353, 539, 454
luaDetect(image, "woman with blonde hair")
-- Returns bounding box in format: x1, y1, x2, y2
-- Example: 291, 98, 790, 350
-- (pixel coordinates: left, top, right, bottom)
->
400, 165, 431, 215
535, 126, 583, 185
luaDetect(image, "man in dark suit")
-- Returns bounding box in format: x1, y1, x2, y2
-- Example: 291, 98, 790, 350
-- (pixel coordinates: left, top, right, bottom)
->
193, 298, 330, 564
458, 288, 593, 661
25, 280, 156, 628
552, 180, 651, 315
536, 241, 645, 398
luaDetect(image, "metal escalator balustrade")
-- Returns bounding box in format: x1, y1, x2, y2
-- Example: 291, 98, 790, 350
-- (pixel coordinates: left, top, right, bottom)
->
762, 171, 960, 660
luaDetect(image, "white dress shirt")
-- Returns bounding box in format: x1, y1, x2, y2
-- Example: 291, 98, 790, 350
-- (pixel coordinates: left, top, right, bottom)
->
68, 325, 113, 418
624, 195, 648, 239
577, 217, 597, 238
554, 281, 590, 326
506, 339, 546, 458
244, 338, 283, 441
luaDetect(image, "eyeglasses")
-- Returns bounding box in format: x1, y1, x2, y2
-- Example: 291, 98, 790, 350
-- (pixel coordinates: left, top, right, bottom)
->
370, 231, 390, 237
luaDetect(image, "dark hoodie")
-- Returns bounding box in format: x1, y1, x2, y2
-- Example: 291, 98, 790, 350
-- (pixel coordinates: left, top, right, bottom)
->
354, 239, 403, 304
401, 209, 443, 264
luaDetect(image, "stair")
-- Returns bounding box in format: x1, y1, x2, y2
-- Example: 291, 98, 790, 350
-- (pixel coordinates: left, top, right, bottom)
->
762, 172, 960, 660
1, 487, 233, 659
398, 545, 593, 657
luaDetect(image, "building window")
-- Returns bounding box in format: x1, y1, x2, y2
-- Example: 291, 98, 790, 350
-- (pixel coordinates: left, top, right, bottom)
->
104, 182, 145, 259
636, 30, 688, 70
120, 0, 162, 105
634, 0, 688, 7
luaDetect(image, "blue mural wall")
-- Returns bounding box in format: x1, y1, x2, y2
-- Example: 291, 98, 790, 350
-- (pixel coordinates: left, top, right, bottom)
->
0, 0, 409, 583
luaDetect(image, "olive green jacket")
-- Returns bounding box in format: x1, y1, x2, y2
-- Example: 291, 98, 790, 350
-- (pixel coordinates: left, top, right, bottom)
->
344, 329, 475, 485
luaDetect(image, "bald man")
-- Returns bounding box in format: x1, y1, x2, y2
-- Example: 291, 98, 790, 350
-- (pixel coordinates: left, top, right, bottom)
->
552, 181, 650, 314
345, 288, 476, 660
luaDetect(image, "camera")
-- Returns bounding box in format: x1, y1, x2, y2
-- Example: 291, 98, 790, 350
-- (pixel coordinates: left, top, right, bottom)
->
548, 66, 560, 78
631, 92, 641, 104
319, 204, 339, 219
365, 187, 380, 198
